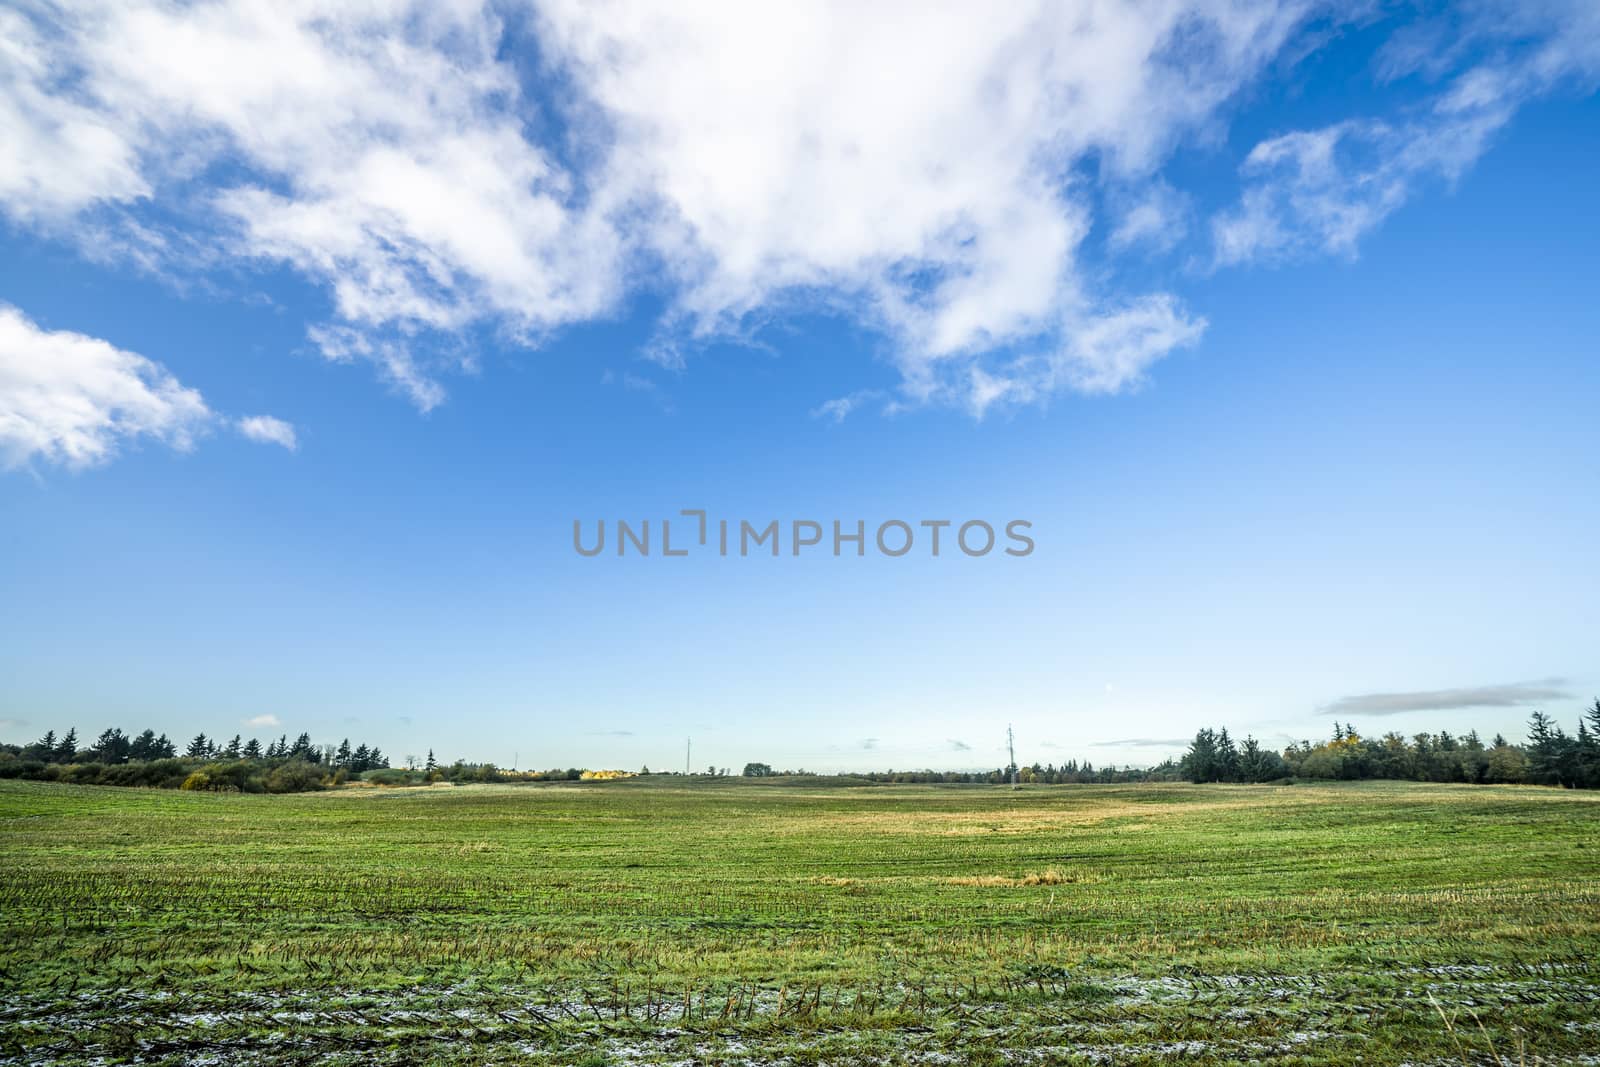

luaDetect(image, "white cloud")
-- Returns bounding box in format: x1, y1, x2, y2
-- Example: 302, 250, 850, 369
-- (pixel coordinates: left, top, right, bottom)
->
244, 714, 281, 728
0, 7, 147, 223
1211, 2, 1600, 267
0, 305, 210, 469
1108, 182, 1190, 253
810, 389, 885, 423
537, 0, 1304, 407
2, 1, 1596, 419
236, 414, 297, 451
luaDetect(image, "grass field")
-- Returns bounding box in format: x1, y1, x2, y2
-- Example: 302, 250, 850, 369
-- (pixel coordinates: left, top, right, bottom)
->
2, 777, 1598, 1064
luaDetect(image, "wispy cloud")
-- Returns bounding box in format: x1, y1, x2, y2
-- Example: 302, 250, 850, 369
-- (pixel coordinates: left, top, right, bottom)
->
244, 714, 282, 728
810, 389, 886, 423
947, 739, 972, 752
236, 415, 297, 451
1210, 3, 1600, 268
1091, 737, 1192, 748
1323, 680, 1572, 717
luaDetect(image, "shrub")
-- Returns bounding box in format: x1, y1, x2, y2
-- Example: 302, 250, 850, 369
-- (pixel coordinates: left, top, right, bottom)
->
264, 760, 325, 794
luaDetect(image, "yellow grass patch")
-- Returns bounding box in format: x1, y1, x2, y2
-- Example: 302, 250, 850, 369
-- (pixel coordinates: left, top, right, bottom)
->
946, 868, 1100, 887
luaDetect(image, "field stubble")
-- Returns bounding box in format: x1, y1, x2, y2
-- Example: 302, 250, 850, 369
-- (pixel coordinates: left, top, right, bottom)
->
1, 777, 1597, 1064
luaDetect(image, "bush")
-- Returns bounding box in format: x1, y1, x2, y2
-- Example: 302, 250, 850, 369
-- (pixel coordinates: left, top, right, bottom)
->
264, 760, 325, 794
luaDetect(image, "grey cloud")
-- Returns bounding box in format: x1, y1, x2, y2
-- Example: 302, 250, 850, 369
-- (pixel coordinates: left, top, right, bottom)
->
1323, 679, 1571, 717
1091, 737, 1191, 748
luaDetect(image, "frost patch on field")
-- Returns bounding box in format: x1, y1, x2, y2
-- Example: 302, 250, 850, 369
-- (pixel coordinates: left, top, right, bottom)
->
2, 965, 1597, 1065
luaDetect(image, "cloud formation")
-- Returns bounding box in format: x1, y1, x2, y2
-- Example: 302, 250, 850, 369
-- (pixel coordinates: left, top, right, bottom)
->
1, 0, 1596, 427
244, 714, 282, 728
1091, 737, 1193, 748
1323, 680, 1572, 717
236, 415, 297, 451
0, 305, 210, 468
1212, 1, 1600, 266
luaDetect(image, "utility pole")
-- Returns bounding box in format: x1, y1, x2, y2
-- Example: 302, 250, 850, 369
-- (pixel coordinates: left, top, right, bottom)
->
686, 737, 691, 777
1007, 724, 1019, 790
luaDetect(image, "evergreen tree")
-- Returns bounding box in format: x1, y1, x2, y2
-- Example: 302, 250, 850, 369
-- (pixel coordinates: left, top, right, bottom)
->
425, 749, 437, 773
1182, 729, 1218, 783
1216, 728, 1240, 782
186, 733, 210, 758
154, 733, 176, 758
225, 734, 241, 759
92, 728, 131, 764
243, 738, 262, 759
1525, 711, 1576, 787
291, 732, 313, 760
129, 729, 159, 761
336, 739, 352, 767
55, 728, 78, 763
352, 744, 371, 772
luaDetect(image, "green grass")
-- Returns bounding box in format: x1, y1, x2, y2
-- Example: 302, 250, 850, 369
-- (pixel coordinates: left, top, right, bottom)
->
2, 777, 1598, 1063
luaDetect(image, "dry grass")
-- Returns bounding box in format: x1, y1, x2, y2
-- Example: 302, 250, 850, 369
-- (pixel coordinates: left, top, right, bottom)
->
946, 867, 1098, 887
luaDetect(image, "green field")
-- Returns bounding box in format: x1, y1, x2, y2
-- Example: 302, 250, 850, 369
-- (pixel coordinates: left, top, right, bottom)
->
2, 777, 1598, 1064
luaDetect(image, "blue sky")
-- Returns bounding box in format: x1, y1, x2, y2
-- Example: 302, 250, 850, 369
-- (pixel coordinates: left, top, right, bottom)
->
2, 1, 1597, 771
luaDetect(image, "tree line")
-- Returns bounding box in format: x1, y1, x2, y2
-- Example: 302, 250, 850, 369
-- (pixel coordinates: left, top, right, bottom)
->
0, 725, 400, 793
1179, 702, 1600, 788
6, 701, 1599, 793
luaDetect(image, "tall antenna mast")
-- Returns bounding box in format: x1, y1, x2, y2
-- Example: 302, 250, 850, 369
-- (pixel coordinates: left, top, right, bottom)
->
686, 737, 691, 776
1007, 724, 1018, 790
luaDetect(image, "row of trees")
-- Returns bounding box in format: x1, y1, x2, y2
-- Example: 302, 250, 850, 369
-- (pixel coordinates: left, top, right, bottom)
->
1181, 703, 1600, 788
0, 724, 407, 793
740, 760, 1181, 784
14, 726, 395, 771
8, 703, 1600, 793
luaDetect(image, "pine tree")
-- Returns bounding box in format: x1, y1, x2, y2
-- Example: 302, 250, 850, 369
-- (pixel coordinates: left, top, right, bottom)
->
92, 728, 131, 764
225, 735, 241, 759
154, 733, 176, 758
129, 729, 159, 761
1525, 711, 1573, 787
243, 738, 262, 759
187, 733, 210, 758
1216, 728, 1240, 782
352, 744, 371, 772
55, 728, 77, 763
1182, 729, 1218, 783
336, 739, 352, 768
425, 749, 437, 773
